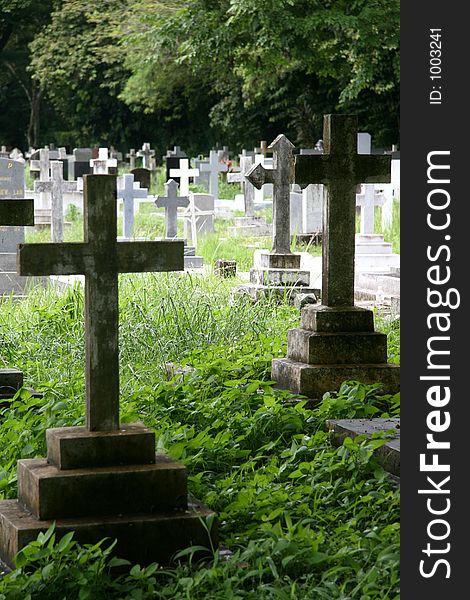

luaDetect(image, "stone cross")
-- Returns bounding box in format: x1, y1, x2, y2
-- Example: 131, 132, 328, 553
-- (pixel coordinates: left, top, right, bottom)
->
117, 174, 148, 239
227, 154, 255, 217
30, 147, 50, 180
90, 148, 117, 174
295, 114, 391, 306
356, 184, 386, 235
199, 150, 228, 198
154, 179, 189, 238
137, 143, 156, 170
0, 146, 9, 158
169, 159, 199, 196
246, 134, 295, 255
18, 175, 183, 431
126, 149, 136, 170
34, 161, 77, 242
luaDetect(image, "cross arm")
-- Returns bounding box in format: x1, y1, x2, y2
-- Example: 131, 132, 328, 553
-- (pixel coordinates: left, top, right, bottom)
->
34, 181, 52, 193
0, 199, 34, 226
294, 155, 327, 188
116, 241, 184, 273
18, 243, 89, 276
245, 163, 274, 189
355, 155, 391, 184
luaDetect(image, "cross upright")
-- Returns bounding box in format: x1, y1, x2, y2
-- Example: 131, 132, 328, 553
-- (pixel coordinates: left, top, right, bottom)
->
126, 149, 136, 170
30, 147, 50, 180
18, 175, 184, 431
199, 150, 228, 197
117, 174, 148, 239
169, 159, 199, 196
295, 114, 391, 306
154, 179, 189, 238
227, 154, 255, 217
246, 134, 295, 256
34, 161, 78, 242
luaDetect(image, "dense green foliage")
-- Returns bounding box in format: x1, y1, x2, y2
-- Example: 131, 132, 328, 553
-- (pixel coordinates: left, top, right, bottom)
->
0, 273, 399, 597
2, 0, 399, 153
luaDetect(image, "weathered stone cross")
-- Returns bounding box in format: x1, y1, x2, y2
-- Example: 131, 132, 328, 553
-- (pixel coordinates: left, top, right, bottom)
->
169, 159, 199, 197
199, 150, 228, 198
295, 114, 391, 306
34, 161, 78, 242
137, 143, 156, 170
18, 175, 183, 431
227, 153, 255, 217
356, 184, 386, 235
246, 134, 295, 255
126, 149, 136, 170
117, 174, 148, 239
90, 148, 117, 174
155, 179, 189, 239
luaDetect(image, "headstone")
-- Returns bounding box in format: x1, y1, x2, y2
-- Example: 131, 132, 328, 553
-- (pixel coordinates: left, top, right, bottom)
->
302, 184, 323, 233
117, 174, 148, 239
0, 146, 8, 159
164, 146, 187, 184
196, 151, 227, 198
29, 148, 50, 210
183, 193, 214, 244
356, 184, 386, 235
272, 114, 400, 399
154, 179, 188, 239
137, 143, 156, 170
0, 175, 216, 568
227, 153, 255, 216
90, 148, 117, 175
34, 161, 78, 242
70, 148, 92, 180
194, 157, 210, 190
130, 167, 151, 190
170, 159, 199, 197
290, 191, 303, 235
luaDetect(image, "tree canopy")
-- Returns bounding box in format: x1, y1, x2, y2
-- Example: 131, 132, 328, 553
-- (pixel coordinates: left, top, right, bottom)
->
1, 0, 399, 153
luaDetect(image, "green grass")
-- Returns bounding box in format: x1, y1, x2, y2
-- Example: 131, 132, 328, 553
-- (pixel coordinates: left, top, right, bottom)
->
0, 273, 399, 598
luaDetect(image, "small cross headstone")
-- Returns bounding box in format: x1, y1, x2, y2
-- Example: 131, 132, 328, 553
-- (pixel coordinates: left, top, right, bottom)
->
90, 148, 117, 174
227, 154, 255, 217
137, 143, 156, 170
246, 134, 295, 256
34, 161, 78, 242
295, 114, 391, 307
169, 159, 199, 197
165, 146, 187, 183
117, 174, 148, 239
18, 175, 184, 431
199, 150, 228, 198
30, 148, 50, 189
356, 184, 386, 235
126, 149, 136, 170
130, 167, 151, 190
154, 179, 189, 239
0, 146, 9, 158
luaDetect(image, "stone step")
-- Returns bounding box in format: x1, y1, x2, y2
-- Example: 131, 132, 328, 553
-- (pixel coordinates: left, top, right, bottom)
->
17, 454, 187, 520
227, 224, 272, 237
271, 357, 400, 400
184, 255, 204, 268
250, 268, 310, 287
300, 305, 375, 333
287, 329, 388, 365
355, 253, 400, 269
355, 234, 385, 243
356, 272, 401, 296
327, 418, 400, 476
0, 498, 215, 568
355, 242, 393, 254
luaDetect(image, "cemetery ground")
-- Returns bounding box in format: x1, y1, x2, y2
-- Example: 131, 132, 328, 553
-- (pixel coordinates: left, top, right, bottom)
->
0, 170, 400, 598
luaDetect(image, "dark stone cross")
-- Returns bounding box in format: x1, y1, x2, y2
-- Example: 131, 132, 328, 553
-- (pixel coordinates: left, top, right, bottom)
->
18, 175, 184, 431
246, 134, 295, 256
295, 115, 391, 307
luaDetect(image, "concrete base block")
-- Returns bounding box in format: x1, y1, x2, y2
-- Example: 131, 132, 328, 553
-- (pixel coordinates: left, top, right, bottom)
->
327, 418, 400, 476
300, 305, 375, 333
46, 423, 156, 469
184, 255, 204, 269
287, 329, 388, 365
250, 268, 310, 287
18, 454, 187, 520
235, 283, 320, 305
271, 358, 400, 399
256, 251, 301, 270
0, 498, 215, 569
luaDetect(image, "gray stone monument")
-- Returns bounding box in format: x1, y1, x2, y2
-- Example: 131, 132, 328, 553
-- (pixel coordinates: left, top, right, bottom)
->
0, 174, 216, 568
126, 149, 136, 170
137, 143, 156, 170
117, 174, 148, 239
272, 114, 400, 398
170, 159, 199, 197
90, 148, 117, 174
34, 161, 78, 243
199, 150, 228, 198
69, 148, 93, 180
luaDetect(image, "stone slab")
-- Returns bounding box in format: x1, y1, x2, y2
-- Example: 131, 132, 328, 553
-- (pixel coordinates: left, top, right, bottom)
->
46, 423, 156, 469
256, 251, 301, 270
184, 255, 204, 269
0, 368, 23, 392
227, 224, 272, 237
327, 418, 400, 475
272, 358, 400, 399
300, 305, 375, 333
18, 454, 187, 520
0, 252, 19, 271
235, 283, 320, 305
287, 329, 388, 364
0, 498, 216, 568
250, 268, 310, 287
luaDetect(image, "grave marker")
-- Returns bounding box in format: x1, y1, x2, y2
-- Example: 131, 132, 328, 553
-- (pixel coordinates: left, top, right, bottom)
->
117, 174, 148, 239
170, 159, 199, 196
137, 143, 156, 170
197, 150, 227, 198
155, 179, 189, 239
126, 148, 136, 170
90, 148, 117, 175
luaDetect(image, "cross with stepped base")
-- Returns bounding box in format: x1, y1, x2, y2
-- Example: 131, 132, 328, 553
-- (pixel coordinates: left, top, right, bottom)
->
18, 175, 184, 431
155, 179, 189, 239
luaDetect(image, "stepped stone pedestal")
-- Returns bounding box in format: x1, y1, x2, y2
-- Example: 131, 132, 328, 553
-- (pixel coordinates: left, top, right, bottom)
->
227, 215, 272, 237
0, 423, 215, 567
272, 305, 400, 399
